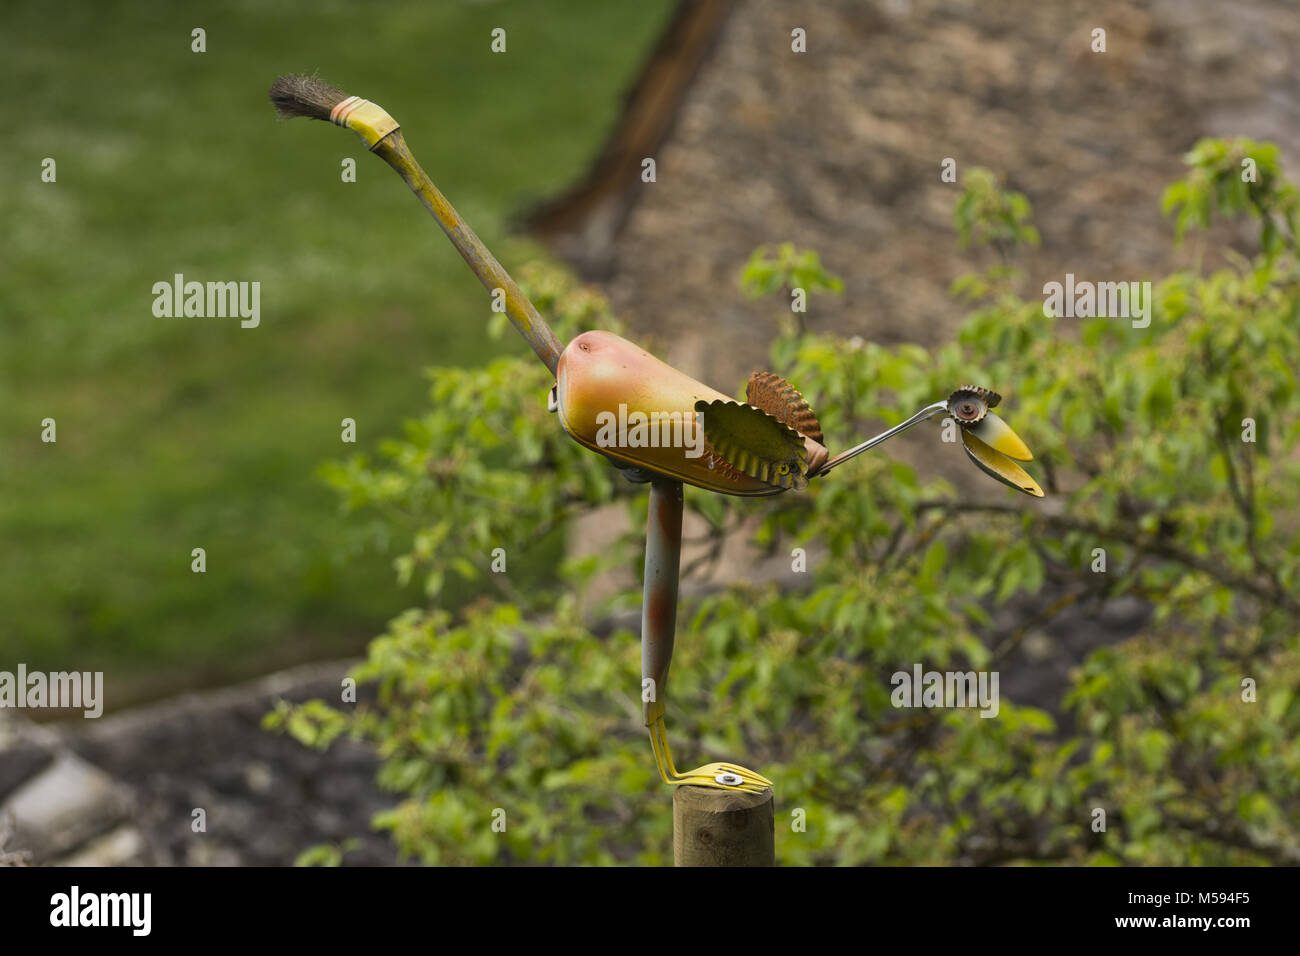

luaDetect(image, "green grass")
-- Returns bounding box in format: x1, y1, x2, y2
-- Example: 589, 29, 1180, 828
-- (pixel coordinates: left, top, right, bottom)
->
0, 0, 673, 706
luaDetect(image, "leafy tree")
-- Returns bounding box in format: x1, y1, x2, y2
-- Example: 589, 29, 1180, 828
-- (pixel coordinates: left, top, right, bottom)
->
267, 142, 1300, 866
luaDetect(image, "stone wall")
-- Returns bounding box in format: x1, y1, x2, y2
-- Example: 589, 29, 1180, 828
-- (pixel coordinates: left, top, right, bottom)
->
2, 660, 403, 867
573, 0, 1300, 388
1, 712, 145, 866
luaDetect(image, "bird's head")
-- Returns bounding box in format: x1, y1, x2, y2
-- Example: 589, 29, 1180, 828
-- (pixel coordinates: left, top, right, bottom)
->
810, 383, 1043, 497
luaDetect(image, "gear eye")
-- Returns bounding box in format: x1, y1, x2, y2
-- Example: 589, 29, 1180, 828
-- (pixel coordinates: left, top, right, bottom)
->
946, 386, 995, 425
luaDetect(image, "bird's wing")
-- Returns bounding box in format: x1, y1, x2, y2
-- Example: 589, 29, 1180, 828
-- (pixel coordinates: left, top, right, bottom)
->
695, 399, 809, 490
746, 371, 824, 445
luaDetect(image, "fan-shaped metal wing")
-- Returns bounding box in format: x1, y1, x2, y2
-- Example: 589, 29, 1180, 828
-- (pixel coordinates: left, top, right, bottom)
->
746, 371, 825, 445
695, 399, 809, 490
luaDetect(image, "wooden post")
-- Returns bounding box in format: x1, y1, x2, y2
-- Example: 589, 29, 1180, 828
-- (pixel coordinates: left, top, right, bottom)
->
673, 784, 775, 866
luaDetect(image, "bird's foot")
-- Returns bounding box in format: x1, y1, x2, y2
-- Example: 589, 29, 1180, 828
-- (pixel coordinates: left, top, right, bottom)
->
676, 761, 773, 792
648, 719, 772, 793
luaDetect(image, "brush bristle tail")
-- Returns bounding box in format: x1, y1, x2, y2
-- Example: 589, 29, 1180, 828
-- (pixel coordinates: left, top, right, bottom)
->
269, 73, 400, 149
269, 74, 350, 121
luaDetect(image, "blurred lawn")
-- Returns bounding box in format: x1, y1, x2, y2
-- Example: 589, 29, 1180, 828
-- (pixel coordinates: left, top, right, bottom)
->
0, 0, 673, 706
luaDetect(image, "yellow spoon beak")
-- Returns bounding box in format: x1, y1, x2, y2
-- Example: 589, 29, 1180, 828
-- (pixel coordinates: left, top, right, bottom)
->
961, 430, 1044, 497
966, 410, 1033, 461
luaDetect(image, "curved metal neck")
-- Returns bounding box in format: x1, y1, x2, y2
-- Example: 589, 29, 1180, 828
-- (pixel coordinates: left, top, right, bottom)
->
816, 402, 949, 475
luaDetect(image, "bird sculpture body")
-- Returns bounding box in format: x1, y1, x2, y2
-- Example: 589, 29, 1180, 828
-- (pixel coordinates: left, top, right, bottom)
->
269, 74, 1044, 796
554, 329, 1041, 499
554, 330, 824, 495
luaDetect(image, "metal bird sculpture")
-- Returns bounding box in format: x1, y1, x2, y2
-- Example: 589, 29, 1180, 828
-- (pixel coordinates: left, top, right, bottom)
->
554, 330, 1042, 499
270, 74, 1043, 796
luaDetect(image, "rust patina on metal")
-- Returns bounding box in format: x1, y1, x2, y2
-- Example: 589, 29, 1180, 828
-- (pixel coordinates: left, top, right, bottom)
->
642, 480, 682, 731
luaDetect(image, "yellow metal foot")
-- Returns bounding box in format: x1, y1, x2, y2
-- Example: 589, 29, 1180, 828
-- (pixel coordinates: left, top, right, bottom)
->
648, 718, 771, 793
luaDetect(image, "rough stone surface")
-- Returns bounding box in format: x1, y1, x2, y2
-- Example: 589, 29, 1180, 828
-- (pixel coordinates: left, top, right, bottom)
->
3, 753, 134, 859
56, 824, 149, 867
65, 660, 404, 867
574, 0, 1300, 389
0, 712, 146, 866
0, 714, 59, 803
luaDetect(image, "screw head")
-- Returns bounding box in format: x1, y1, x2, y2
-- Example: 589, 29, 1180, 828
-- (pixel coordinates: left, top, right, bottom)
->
714, 771, 743, 786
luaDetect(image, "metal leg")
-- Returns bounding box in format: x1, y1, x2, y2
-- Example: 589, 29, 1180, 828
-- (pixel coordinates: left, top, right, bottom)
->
641, 480, 771, 792
642, 479, 682, 730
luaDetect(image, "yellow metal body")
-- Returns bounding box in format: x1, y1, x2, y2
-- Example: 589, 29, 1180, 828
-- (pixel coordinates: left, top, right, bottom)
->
555, 330, 824, 496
